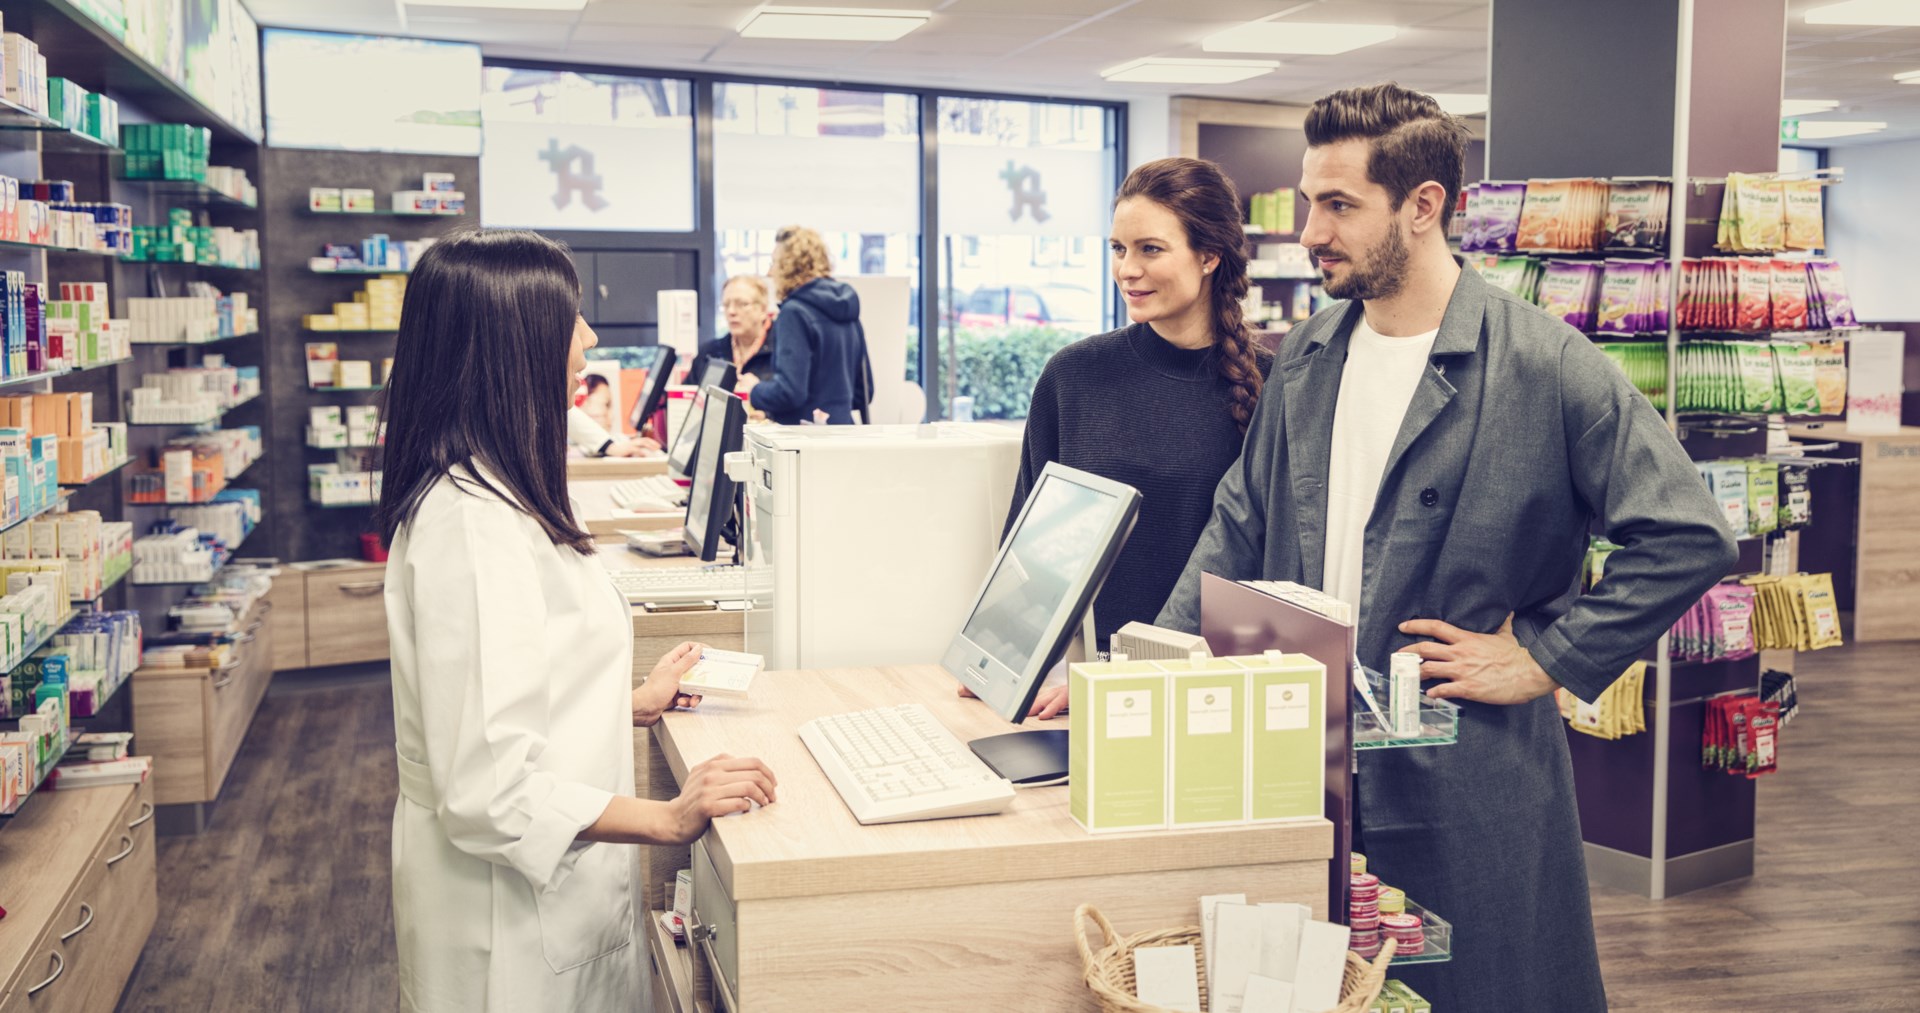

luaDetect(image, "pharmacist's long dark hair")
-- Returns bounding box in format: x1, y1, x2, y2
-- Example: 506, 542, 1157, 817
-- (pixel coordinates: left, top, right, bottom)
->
377, 228, 595, 555
1115, 158, 1263, 433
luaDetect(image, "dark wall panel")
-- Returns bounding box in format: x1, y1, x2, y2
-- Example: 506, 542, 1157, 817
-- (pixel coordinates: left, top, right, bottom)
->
1487, 0, 1680, 180
259, 148, 479, 563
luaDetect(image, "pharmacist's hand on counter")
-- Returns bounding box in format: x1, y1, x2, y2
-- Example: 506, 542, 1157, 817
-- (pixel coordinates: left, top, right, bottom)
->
957, 683, 1069, 719
1399, 613, 1559, 706
607, 436, 661, 458
634, 641, 706, 727
667, 754, 779, 842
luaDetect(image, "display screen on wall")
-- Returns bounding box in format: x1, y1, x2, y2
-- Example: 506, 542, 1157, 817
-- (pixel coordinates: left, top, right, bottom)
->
264, 30, 482, 155
481, 68, 694, 232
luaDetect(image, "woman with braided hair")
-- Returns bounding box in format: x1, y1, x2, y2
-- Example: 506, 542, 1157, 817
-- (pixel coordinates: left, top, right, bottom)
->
1002, 156, 1270, 718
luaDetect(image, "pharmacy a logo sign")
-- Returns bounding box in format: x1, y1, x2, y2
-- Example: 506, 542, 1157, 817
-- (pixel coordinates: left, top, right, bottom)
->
541, 139, 609, 212
1000, 159, 1050, 224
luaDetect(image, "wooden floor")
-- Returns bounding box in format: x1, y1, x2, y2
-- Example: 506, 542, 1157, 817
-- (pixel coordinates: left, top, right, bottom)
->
114, 645, 1918, 1012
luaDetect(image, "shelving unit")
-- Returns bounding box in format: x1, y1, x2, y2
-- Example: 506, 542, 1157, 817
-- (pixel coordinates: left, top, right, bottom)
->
74, 566, 129, 604
0, 236, 120, 256
129, 329, 261, 348
59, 455, 134, 489
302, 209, 466, 219
116, 177, 257, 210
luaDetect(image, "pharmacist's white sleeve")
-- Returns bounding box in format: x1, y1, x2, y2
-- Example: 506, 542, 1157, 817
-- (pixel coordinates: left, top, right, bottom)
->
403, 495, 615, 893
567, 405, 612, 455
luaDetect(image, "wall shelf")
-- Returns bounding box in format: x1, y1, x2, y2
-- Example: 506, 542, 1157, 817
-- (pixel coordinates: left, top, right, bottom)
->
302, 209, 465, 219
117, 177, 256, 209
59, 456, 133, 489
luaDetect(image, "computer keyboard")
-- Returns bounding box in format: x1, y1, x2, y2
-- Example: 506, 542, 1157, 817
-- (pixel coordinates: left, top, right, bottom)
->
607, 565, 771, 604
798, 703, 1016, 825
610, 476, 687, 512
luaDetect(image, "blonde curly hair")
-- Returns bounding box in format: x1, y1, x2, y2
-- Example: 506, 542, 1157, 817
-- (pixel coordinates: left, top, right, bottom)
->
771, 225, 833, 302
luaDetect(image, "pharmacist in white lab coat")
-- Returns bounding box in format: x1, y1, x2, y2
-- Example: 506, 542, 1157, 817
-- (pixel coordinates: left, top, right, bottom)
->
377, 229, 778, 1012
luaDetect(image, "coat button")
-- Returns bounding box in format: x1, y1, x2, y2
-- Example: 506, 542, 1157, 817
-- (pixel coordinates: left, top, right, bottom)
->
1420, 488, 1439, 507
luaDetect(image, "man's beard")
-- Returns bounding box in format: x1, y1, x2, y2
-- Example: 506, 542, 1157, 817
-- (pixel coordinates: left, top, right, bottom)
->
1316, 222, 1410, 302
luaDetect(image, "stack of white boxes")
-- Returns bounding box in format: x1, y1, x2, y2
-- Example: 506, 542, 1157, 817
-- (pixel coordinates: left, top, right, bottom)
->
2, 511, 100, 601
126, 296, 221, 345
49, 283, 131, 368
130, 529, 215, 584
306, 406, 380, 449
1, 29, 48, 118
128, 371, 220, 425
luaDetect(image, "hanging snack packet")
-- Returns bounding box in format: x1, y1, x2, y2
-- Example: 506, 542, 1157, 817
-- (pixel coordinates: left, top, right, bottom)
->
1747, 461, 1778, 537
1736, 259, 1773, 332
1800, 574, 1844, 649
1718, 585, 1757, 660
1738, 175, 1786, 252
1808, 259, 1857, 328
1594, 261, 1644, 335
1737, 343, 1779, 413
1811, 342, 1848, 415
1605, 180, 1664, 250
1783, 180, 1825, 251
1461, 183, 1485, 251
1536, 260, 1598, 329
1777, 344, 1821, 415
1779, 464, 1812, 528
1479, 182, 1527, 253
1769, 259, 1809, 331
1746, 702, 1780, 778
1478, 256, 1533, 297
1516, 179, 1571, 251
1713, 461, 1749, 534
1717, 176, 1739, 252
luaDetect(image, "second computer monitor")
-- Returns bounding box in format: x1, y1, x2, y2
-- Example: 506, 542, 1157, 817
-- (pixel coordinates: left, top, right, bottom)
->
667, 359, 737, 477
627, 344, 677, 437
940, 462, 1141, 725
683, 384, 747, 562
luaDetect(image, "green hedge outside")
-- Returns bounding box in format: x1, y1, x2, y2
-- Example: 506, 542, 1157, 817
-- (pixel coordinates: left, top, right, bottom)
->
944, 325, 1082, 420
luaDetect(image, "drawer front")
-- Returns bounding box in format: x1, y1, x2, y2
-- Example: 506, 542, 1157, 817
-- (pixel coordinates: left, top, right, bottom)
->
267, 573, 308, 671
206, 613, 274, 801
133, 674, 213, 805
0, 938, 80, 1013
305, 567, 391, 667
688, 841, 738, 1012
75, 787, 157, 1013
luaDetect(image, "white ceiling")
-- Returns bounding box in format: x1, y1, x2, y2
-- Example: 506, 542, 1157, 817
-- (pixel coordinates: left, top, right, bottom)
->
241, 0, 1920, 146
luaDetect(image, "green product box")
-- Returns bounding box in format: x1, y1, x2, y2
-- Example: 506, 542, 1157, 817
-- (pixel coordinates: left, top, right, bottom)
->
1069, 660, 1168, 833
1168, 659, 1247, 827
1384, 980, 1430, 1012
1240, 651, 1327, 822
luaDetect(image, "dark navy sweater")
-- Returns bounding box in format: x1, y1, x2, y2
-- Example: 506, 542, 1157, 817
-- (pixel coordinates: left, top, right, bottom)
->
1007, 322, 1264, 646
749, 278, 874, 425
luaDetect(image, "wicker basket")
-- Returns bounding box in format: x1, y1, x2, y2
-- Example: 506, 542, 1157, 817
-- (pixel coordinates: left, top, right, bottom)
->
1073, 904, 1395, 1013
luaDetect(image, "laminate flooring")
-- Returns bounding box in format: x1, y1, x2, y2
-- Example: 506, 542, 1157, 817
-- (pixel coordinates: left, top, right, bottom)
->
113, 645, 1917, 1012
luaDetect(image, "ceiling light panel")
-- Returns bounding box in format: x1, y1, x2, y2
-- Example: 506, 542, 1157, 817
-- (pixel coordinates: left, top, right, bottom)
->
737, 5, 930, 42
1791, 120, 1887, 139
1202, 22, 1399, 55
1804, 0, 1920, 26
406, 0, 586, 9
1780, 98, 1840, 117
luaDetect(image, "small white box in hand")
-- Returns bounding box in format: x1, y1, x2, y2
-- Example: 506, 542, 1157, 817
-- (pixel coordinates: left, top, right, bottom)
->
679, 648, 764, 697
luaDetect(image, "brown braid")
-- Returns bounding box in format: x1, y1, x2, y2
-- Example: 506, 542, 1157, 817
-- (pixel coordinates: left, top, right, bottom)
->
1116, 157, 1265, 433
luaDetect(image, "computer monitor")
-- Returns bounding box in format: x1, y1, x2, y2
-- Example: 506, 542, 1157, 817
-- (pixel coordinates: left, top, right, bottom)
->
683, 384, 747, 563
627, 344, 677, 437
667, 360, 737, 477
940, 462, 1140, 783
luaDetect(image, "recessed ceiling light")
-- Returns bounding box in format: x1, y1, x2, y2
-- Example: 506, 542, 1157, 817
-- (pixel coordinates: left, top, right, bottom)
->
406, 0, 586, 9
1429, 93, 1488, 116
736, 5, 929, 42
1897, 69, 1920, 83
1791, 120, 1887, 139
1100, 58, 1279, 85
1201, 22, 1398, 55
1805, 0, 1920, 26
1781, 99, 1840, 117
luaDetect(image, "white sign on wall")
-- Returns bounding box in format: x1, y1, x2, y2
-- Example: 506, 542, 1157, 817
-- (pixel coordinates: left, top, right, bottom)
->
714, 133, 920, 234
482, 120, 695, 232
938, 144, 1110, 238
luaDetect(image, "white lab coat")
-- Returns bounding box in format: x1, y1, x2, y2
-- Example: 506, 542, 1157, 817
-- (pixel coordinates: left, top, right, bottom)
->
386, 464, 640, 1012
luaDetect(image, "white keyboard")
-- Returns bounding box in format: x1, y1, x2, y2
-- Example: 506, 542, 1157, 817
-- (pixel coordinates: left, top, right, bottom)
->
610, 476, 686, 512
608, 565, 771, 604
798, 704, 1016, 825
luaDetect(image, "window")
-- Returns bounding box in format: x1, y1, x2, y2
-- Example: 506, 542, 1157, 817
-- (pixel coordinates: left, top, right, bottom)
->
934, 97, 1117, 419
481, 69, 694, 231
714, 84, 922, 393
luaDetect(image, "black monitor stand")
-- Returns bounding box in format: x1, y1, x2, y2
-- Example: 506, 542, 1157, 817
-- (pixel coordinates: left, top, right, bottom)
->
964, 610, 1095, 785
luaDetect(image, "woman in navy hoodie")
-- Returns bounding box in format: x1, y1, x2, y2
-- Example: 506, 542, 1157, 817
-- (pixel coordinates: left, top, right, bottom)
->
748, 225, 875, 425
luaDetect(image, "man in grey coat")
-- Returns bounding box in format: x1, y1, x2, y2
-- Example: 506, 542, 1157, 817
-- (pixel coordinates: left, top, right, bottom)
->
1158, 84, 1738, 1010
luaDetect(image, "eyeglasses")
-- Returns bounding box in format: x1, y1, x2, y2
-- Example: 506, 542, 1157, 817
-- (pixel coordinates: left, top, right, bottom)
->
722, 299, 762, 310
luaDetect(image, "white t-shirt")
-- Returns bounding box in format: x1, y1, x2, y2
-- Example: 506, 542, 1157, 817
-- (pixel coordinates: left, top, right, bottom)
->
1321, 316, 1440, 620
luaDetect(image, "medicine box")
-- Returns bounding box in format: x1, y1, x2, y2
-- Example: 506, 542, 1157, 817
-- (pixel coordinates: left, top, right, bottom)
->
1245, 651, 1326, 823
1068, 660, 1168, 833
308, 187, 342, 213
1168, 659, 1249, 828
342, 188, 376, 213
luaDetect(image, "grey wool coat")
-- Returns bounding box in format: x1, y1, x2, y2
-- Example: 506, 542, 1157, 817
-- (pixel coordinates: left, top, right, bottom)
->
1158, 263, 1738, 1011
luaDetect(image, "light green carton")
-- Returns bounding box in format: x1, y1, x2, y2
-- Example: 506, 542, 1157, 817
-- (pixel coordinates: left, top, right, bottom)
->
1168, 658, 1247, 828
1237, 652, 1327, 823
1069, 660, 1168, 833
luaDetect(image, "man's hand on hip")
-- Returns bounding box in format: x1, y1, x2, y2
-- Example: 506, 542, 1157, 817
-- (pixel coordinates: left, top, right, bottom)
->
1399, 613, 1560, 705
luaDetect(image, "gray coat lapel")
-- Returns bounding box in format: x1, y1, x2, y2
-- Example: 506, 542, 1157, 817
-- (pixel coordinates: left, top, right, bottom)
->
1376, 264, 1488, 493
1283, 301, 1364, 589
